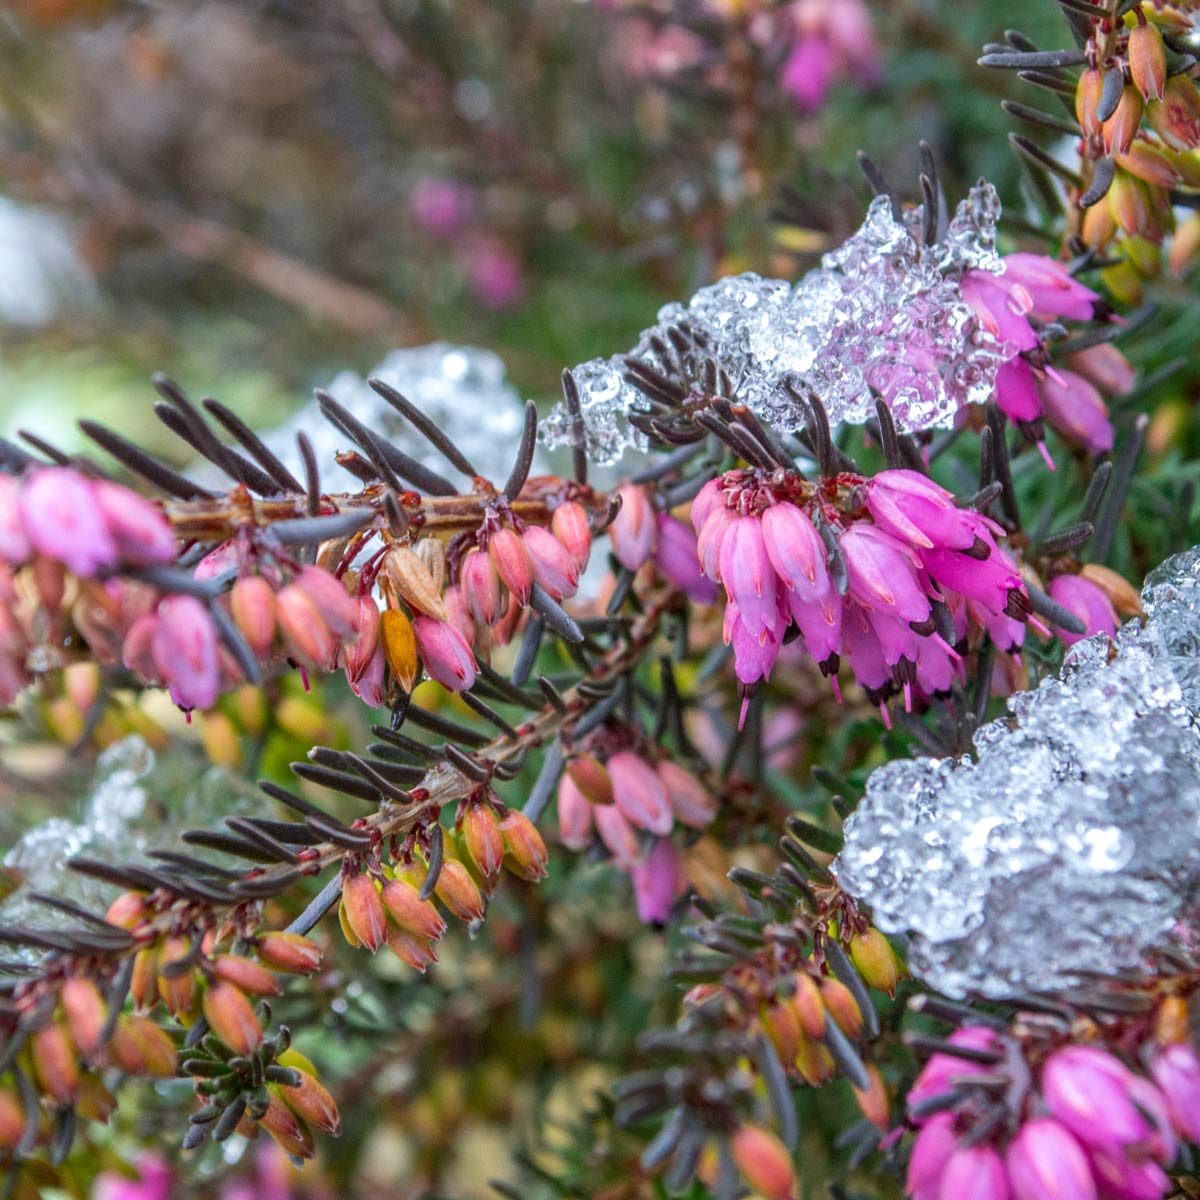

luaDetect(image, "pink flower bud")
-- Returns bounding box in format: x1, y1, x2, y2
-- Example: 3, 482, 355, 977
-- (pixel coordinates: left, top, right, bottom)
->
1150, 1043, 1200, 1143
938, 1144, 1010, 1200
1086, 1149, 1168, 1200
631, 838, 681, 925
593, 802, 639, 869
557, 772, 594, 850
656, 759, 716, 828
488, 527, 533, 606
276, 584, 338, 670
607, 750, 673, 836
697, 506, 735, 581
0, 476, 31, 564
867, 470, 989, 553
1005, 1118, 1096, 1200
761, 501, 831, 600
908, 1027, 999, 1118
550, 501, 592, 572
122, 612, 162, 682
719, 516, 779, 639
839, 523, 930, 624
461, 548, 503, 626
1067, 344, 1136, 397
1037, 369, 1114, 455
523, 525, 579, 601
294, 566, 359, 639
994, 357, 1044, 424
412, 615, 477, 691
1000, 254, 1100, 322
1041, 1046, 1158, 1153
610, 485, 657, 571
689, 477, 726, 534
152, 595, 219, 711
229, 576, 277, 659
906, 1114, 958, 1200
654, 512, 718, 602
93, 481, 176, 565
19, 468, 116, 577
1048, 575, 1119, 647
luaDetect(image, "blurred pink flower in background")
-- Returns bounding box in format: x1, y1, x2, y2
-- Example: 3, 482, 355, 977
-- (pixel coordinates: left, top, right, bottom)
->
781, 0, 881, 113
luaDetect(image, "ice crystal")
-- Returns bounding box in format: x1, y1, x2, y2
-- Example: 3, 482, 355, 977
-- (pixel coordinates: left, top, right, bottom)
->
259, 342, 543, 486
542, 184, 1008, 465
834, 546, 1200, 1000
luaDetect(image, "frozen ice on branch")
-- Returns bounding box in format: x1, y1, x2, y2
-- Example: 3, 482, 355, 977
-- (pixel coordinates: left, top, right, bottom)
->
542, 184, 1009, 464
834, 546, 1200, 1000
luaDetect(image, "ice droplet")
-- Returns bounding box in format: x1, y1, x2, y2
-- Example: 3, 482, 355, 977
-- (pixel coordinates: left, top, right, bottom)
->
542, 184, 1008, 465
834, 546, 1200, 1000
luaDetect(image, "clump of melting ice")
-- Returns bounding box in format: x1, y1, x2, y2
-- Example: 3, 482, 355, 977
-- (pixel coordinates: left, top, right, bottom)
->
542, 184, 1008, 465
259, 343, 543, 487
834, 546, 1200, 1000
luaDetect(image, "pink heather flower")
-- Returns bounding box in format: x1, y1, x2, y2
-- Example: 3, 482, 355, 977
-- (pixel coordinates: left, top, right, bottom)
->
656, 759, 716, 829
19, 467, 117, 577
654, 512, 718, 603
193, 539, 240, 581
342, 595, 380, 686
93, 481, 176, 565
0, 475, 31, 564
412, 615, 477, 691
761, 501, 831, 601
994, 357, 1044, 424
823, 0, 881, 81
611, 485, 657, 572
443, 584, 476, 644
907, 1115, 959, 1200
557, 773, 594, 851
1086, 1149, 1169, 1200
908, 1027, 1000, 1119
1048, 575, 1119, 646
724, 601, 782, 684
593, 801, 639, 869
697, 505, 735, 582
1041, 1046, 1162, 1154
95, 1154, 174, 1200
1036, 369, 1114, 455
1005, 1118, 1097, 1200
550, 501, 592, 571
122, 612, 162, 682
785, 585, 842, 668
631, 837, 681, 925
1000, 254, 1100, 322
841, 603, 894, 703
961, 270, 1039, 352
608, 750, 673, 836
151, 595, 219, 711
839, 523, 930, 624
938, 1144, 1010, 1200
350, 643, 385, 707
1068, 344, 1136, 396
921, 539, 1024, 619
466, 238, 526, 310
780, 35, 836, 112
866, 470, 990, 552
410, 177, 472, 237
689, 477, 726, 535
719, 516, 779, 639
914, 633, 961, 697
1150, 1043, 1200, 1143
294, 565, 359, 640
523, 525, 580, 601
461, 547, 504, 626
489, 526, 534, 605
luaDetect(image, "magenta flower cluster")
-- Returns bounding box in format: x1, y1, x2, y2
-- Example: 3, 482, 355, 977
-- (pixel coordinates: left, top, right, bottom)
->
908, 1029, 1200, 1200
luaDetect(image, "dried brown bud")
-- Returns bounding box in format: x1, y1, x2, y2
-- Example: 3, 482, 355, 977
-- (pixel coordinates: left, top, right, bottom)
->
383, 545, 447, 620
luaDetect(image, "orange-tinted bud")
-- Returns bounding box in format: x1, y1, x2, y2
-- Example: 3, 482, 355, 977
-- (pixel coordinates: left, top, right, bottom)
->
499, 809, 549, 881
257, 931, 323, 975
463, 802, 505, 878
760, 998, 800, 1063
387, 929, 439, 972
567, 754, 614, 807
730, 1125, 797, 1200
1108, 170, 1156, 240
0, 1087, 24, 1151
434, 859, 486, 922
853, 1064, 890, 1130
276, 585, 337, 671
115, 1015, 177, 1077
849, 930, 900, 996
341, 873, 388, 952
32, 1022, 79, 1103
819, 977, 864, 1039
1081, 195, 1118, 248
130, 945, 159, 1011
793, 1030, 836, 1085
156, 936, 197, 1019
550, 500, 592, 571
1155, 995, 1190, 1045
76, 1072, 118, 1123
1169, 212, 1200, 274
201, 711, 241, 769
105, 891, 146, 931
790, 972, 827, 1040
380, 608, 419, 692
260, 1088, 314, 1159
278, 1052, 341, 1135
380, 878, 446, 941
202, 982, 262, 1056
1103, 86, 1144, 155
1117, 140, 1183, 187
64, 661, 100, 713
1080, 564, 1145, 618
229, 576, 276, 658
1075, 66, 1104, 137
383, 545, 446, 620
214, 955, 282, 997
487, 527, 533, 606
60, 977, 107, 1061
1146, 75, 1200, 150
1129, 19, 1167, 102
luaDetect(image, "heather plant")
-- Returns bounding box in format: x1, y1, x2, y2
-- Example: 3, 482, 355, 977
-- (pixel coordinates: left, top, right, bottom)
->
0, 2, 1199, 1199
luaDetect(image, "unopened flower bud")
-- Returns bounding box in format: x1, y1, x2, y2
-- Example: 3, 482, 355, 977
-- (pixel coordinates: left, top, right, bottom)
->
105, 891, 147, 931
523, 525, 579, 600
551, 500, 592, 571
462, 802, 505, 878
276, 584, 338, 671
380, 608, 419, 692
32, 1022, 79, 1103
60, 977, 106, 1062
387, 928, 439, 972
567, 754, 614, 807
260, 1088, 314, 1159
434, 858, 486, 922
257, 931, 322, 974
152, 595, 220, 711
1005, 1118, 1095, 1200
1079, 563, 1145, 618
557, 772, 593, 850
342, 594, 381, 685
381, 878, 446, 940
0, 1086, 23, 1151
819, 977, 863, 1038
499, 808, 549, 881
19, 467, 116, 576
593, 803, 639, 868
109, 1014, 176, 1077
1169, 212, 1200, 275
229, 576, 276, 658
460, 548, 503, 625
1154, 996, 1189, 1045
383, 545, 447, 619
849, 929, 900, 996
93, 480, 176, 566
202, 982, 263, 1056
294, 565, 359, 639
791, 972, 827, 1040
1082, 194, 1118, 248
656, 760, 717, 829
1146, 75, 1200, 150
761, 997, 801, 1063
608, 750, 673, 836
1075, 66, 1104, 137
488, 527, 534, 606
1103, 86, 1144, 155
442, 584, 475, 644
1116, 139, 1182, 187
853, 1063, 890, 1130
277, 1050, 341, 1135
413, 614, 478, 691
1108, 170, 1156, 240
610, 484, 657, 571
730, 1124, 797, 1200
214, 955, 282, 997
341, 873, 388, 952
131, 945, 160, 1011
794, 1029, 836, 1085
1130, 18, 1167, 102
156, 936, 198, 1018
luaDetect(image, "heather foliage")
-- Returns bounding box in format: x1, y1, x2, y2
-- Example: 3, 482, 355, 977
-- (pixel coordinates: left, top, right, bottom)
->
0, 2, 1199, 1199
